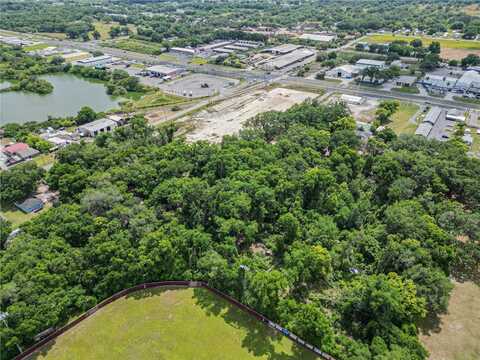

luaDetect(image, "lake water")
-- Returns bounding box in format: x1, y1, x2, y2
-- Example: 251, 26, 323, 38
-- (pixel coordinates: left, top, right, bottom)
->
0, 74, 122, 125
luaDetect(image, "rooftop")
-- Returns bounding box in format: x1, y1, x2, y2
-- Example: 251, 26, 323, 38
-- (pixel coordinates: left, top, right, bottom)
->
356, 59, 386, 67
267, 44, 302, 53
15, 198, 44, 214
2, 143, 29, 154
299, 34, 336, 42
146, 65, 181, 75
79, 118, 117, 132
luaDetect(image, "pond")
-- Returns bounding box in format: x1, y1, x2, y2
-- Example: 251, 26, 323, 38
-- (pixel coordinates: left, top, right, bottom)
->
0, 74, 122, 125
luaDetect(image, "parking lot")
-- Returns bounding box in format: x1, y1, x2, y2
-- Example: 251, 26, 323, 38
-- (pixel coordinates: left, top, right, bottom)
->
158, 74, 239, 98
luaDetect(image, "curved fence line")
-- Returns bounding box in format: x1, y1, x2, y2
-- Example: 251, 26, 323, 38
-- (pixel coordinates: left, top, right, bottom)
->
14, 281, 335, 360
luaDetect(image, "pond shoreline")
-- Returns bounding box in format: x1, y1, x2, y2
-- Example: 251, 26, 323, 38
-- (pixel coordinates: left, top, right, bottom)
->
0, 73, 122, 124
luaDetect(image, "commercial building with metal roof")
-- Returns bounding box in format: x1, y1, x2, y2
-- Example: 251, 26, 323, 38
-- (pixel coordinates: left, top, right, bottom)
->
146, 65, 183, 78
266, 44, 302, 55
78, 118, 118, 137
261, 48, 315, 70
415, 107, 443, 137
355, 59, 386, 69
299, 33, 336, 42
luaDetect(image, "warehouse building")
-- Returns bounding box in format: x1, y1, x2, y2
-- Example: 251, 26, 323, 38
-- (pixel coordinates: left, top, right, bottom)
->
415, 107, 443, 137
74, 55, 114, 67
355, 59, 386, 70
171, 47, 196, 56
299, 33, 336, 42
78, 118, 118, 137
145, 65, 183, 79
261, 48, 315, 70
326, 64, 360, 79
266, 44, 302, 55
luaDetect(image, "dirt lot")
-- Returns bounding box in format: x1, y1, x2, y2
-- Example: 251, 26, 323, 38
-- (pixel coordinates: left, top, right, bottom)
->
186, 87, 318, 142
329, 95, 379, 123
441, 48, 480, 61
159, 74, 239, 98
420, 281, 480, 360
145, 102, 198, 125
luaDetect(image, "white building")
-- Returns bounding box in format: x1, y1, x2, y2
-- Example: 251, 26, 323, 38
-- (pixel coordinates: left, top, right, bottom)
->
266, 44, 302, 55
74, 55, 114, 67
171, 47, 196, 56
341, 94, 364, 104
145, 65, 183, 78
78, 118, 118, 137
299, 33, 336, 42
455, 70, 480, 94
261, 48, 315, 70
355, 59, 386, 70
326, 65, 360, 79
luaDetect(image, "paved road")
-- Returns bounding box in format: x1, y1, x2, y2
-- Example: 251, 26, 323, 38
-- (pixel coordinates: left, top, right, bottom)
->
279, 76, 480, 110
42, 37, 480, 111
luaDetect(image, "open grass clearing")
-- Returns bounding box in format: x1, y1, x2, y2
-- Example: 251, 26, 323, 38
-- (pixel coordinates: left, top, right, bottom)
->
29, 287, 315, 360
419, 281, 480, 360
392, 86, 420, 94
1, 203, 50, 227
453, 96, 480, 106
32, 153, 55, 168
123, 90, 185, 110
388, 102, 420, 135
104, 38, 164, 55
189, 56, 208, 65
23, 43, 50, 52
37, 32, 67, 40
463, 4, 480, 16
91, 21, 137, 40
364, 34, 480, 50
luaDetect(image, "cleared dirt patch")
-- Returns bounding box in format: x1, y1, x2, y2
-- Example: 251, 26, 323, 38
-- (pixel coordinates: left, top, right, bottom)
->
186, 87, 318, 142
441, 48, 480, 61
419, 281, 480, 360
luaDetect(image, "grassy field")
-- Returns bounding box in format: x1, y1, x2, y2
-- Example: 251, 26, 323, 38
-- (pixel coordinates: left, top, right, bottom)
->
30, 287, 315, 360
32, 153, 55, 168
23, 43, 50, 52
364, 34, 480, 50
392, 86, 420, 94
463, 4, 480, 16
190, 57, 208, 65
453, 96, 480, 106
471, 131, 480, 153
0, 203, 50, 226
127, 91, 185, 110
104, 39, 164, 55
91, 21, 137, 40
388, 102, 420, 135
420, 281, 480, 360
37, 32, 67, 40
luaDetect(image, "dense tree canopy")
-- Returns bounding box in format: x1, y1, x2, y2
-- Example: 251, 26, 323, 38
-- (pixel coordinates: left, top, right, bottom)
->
1, 100, 479, 360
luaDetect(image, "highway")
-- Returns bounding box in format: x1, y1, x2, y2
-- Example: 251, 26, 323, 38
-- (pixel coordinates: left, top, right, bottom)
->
41, 37, 480, 111
279, 77, 480, 111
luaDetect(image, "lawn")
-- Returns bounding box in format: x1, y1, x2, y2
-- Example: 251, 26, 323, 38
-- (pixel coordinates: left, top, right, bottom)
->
453, 96, 480, 106
30, 287, 316, 360
32, 153, 55, 168
23, 43, 50, 52
363, 34, 480, 59
392, 86, 420, 94
420, 281, 480, 360
132, 91, 184, 109
388, 102, 420, 135
471, 131, 480, 153
190, 56, 208, 65
104, 39, 164, 55
91, 21, 137, 40
0, 203, 50, 226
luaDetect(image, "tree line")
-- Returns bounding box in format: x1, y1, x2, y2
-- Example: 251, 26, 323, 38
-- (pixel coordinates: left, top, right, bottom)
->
1, 100, 479, 360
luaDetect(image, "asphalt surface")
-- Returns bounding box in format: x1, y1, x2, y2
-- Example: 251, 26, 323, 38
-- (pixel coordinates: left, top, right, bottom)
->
42, 37, 480, 111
